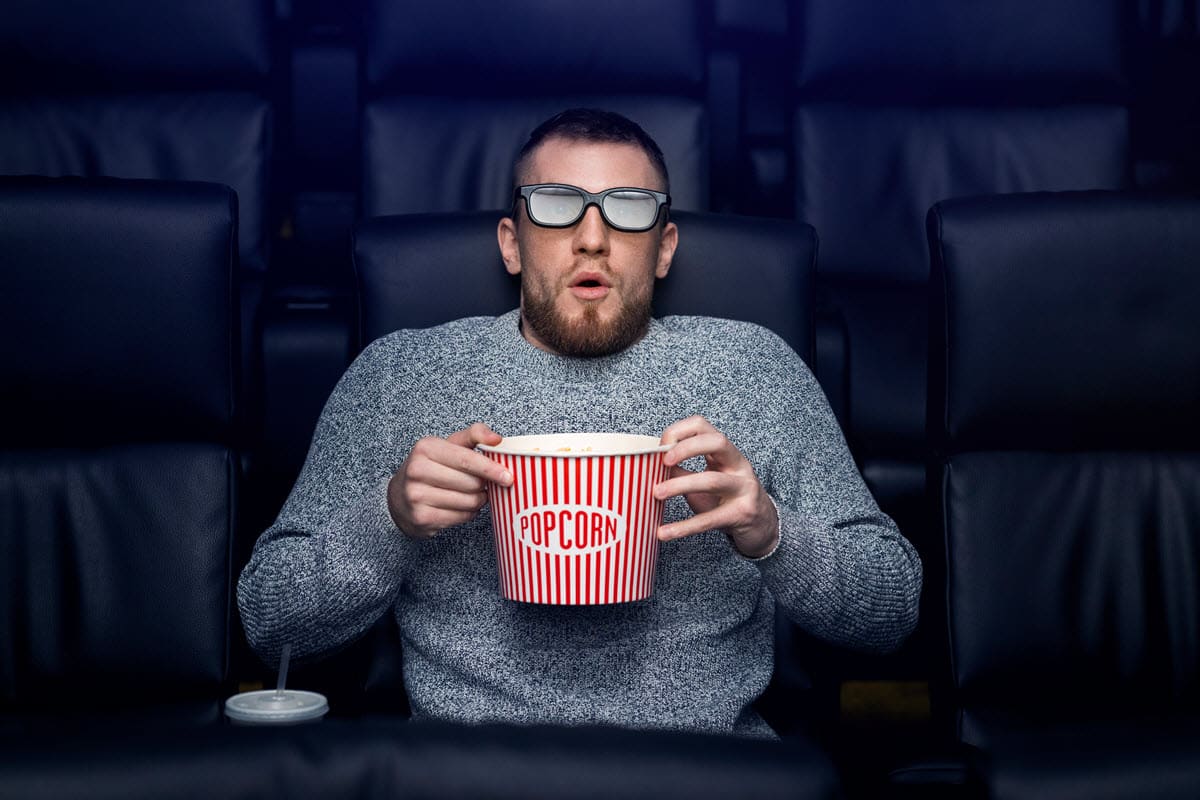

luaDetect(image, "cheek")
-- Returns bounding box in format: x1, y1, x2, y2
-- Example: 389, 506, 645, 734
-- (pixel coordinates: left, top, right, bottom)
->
627, 271, 656, 305
613, 248, 660, 296
521, 239, 569, 283
520, 263, 563, 306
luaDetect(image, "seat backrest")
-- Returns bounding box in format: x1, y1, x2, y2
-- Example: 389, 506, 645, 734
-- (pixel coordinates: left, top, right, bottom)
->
0, 177, 240, 717
0, 0, 274, 272
927, 191, 1200, 745
343, 208, 816, 716
794, 0, 1130, 287
352, 210, 816, 364
785, 1, 1136, 700
360, 0, 713, 218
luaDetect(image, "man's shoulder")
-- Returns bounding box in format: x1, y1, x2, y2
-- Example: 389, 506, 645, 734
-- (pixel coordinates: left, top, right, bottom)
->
656, 315, 796, 359
341, 315, 508, 385
655, 314, 816, 391
365, 315, 503, 358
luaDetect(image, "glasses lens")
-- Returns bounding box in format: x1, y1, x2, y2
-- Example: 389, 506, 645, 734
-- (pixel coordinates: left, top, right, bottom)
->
602, 190, 659, 230
527, 186, 584, 226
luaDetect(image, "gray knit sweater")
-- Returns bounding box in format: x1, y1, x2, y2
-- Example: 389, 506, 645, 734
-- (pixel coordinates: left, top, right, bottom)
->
237, 310, 922, 737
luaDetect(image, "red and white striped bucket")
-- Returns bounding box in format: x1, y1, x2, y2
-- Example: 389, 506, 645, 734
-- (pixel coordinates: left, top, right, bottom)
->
479, 433, 671, 604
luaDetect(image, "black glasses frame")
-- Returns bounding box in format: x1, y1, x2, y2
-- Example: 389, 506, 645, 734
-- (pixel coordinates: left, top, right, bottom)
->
512, 183, 671, 232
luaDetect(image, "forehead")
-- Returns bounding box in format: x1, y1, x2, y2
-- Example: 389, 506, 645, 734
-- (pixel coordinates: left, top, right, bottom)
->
520, 137, 664, 192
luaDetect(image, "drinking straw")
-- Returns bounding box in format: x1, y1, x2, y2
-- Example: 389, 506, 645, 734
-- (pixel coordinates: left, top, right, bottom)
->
275, 643, 292, 698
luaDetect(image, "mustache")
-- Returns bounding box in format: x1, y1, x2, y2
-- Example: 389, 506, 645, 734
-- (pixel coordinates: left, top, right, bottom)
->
563, 261, 614, 285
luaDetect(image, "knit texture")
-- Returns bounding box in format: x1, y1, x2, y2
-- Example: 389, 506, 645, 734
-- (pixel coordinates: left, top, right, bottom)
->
237, 310, 922, 736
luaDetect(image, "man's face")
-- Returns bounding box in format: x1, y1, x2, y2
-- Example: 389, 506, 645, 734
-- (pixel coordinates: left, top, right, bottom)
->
497, 137, 678, 357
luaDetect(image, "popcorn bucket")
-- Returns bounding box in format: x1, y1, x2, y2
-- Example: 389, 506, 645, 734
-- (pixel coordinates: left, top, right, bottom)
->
479, 433, 671, 604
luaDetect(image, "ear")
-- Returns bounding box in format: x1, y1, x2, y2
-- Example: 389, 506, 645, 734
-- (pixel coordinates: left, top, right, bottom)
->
655, 220, 678, 279
498, 216, 522, 276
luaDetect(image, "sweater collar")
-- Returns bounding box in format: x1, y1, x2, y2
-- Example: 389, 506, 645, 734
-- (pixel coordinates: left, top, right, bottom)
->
492, 308, 666, 382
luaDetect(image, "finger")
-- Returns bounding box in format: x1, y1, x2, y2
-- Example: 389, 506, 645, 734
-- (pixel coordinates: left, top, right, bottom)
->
408, 457, 490, 494
665, 464, 696, 481
408, 485, 489, 514
658, 506, 739, 542
448, 422, 503, 448
415, 436, 512, 486
653, 468, 732, 502
663, 431, 733, 468
659, 415, 714, 447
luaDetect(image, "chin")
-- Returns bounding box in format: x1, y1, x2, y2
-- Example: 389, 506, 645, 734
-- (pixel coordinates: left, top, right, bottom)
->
523, 283, 651, 357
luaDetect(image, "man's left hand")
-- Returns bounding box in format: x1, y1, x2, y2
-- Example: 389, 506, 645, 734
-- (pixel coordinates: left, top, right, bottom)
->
654, 415, 779, 558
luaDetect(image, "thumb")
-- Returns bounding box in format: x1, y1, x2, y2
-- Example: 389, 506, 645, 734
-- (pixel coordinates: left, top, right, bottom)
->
448, 422, 503, 448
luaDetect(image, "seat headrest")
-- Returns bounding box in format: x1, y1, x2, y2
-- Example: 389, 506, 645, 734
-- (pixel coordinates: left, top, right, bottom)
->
0, 176, 238, 446
0, 94, 271, 270
352, 209, 816, 364
796, 106, 1130, 282
362, 96, 709, 216
364, 0, 704, 92
797, 0, 1125, 103
0, 0, 271, 88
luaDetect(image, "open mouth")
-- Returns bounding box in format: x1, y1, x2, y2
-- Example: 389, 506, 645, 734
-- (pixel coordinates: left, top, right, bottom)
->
570, 271, 611, 289
568, 271, 612, 300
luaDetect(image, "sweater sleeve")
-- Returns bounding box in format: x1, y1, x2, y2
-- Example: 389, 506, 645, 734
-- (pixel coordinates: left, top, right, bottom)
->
747, 336, 923, 654
237, 337, 410, 665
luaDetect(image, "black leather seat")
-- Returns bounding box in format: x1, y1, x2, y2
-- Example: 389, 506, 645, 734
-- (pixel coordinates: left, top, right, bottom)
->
360, 0, 717, 219
927, 191, 1200, 798
0, 177, 241, 732
338, 209, 823, 732
233, 206, 840, 795
786, 1, 1133, 706
0, 0, 279, 561
353, 210, 814, 360
0, 1, 273, 271
263, 1, 730, 544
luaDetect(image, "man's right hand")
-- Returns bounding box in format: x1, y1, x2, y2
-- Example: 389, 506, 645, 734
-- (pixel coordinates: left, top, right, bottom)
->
387, 422, 513, 539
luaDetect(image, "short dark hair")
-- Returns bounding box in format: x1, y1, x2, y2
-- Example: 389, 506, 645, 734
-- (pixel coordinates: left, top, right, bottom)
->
513, 108, 670, 193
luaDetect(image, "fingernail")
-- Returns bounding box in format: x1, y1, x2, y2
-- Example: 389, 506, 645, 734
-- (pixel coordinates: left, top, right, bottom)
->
501, 471, 513, 485
658, 526, 672, 539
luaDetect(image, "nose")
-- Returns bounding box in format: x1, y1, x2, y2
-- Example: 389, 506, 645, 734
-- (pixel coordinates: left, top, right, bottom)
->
572, 204, 610, 255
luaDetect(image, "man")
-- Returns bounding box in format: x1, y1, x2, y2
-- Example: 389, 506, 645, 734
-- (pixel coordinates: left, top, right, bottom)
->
238, 109, 921, 738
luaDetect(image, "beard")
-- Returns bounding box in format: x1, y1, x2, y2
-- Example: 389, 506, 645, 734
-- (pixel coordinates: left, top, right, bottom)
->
521, 279, 653, 357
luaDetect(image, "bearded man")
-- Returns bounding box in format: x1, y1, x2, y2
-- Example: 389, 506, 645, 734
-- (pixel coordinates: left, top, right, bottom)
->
237, 108, 921, 738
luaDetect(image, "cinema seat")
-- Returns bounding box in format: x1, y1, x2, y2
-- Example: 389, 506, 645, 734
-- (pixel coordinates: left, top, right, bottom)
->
928, 191, 1200, 798
0, 177, 240, 732
0, 2, 281, 591
0, 0, 273, 271
784, 2, 1132, 718
359, 0, 719, 219
337, 209, 821, 732
353, 210, 814, 359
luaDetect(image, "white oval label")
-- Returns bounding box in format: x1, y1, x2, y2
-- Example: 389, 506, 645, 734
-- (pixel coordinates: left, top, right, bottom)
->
514, 504, 626, 556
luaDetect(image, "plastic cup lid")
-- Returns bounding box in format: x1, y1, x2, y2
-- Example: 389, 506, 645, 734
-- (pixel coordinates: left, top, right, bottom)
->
224, 689, 328, 724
